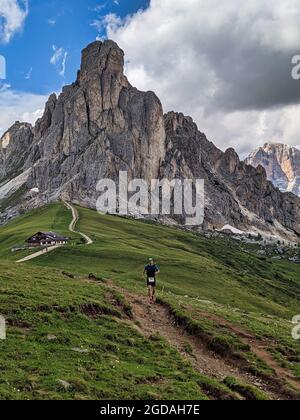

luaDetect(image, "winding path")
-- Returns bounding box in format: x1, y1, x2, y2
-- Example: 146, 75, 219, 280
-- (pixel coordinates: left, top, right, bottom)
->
16, 201, 93, 263
104, 281, 300, 400
63, 201, 93, 245
16, 245, 62, 263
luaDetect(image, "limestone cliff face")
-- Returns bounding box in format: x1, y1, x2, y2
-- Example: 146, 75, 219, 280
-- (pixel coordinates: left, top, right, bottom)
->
25, 41, 166, 205
163, 113, 300, 237
0, 122, 33, 180
0, 40, 300, 240
246, 143, 300, 196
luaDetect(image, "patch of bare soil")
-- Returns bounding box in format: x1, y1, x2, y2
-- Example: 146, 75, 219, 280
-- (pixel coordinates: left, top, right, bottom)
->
198, 311, 300, 393
7, 319, 32, 330
106, 283, 291, 400
80, 276, 300, 400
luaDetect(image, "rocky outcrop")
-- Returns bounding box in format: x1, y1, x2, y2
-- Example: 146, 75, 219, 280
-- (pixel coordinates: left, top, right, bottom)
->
0, 40, 299, 240
246, 143, 300, 196
0, 122, 33, 181
26, 40, 165, 206
163, 112, 300, 238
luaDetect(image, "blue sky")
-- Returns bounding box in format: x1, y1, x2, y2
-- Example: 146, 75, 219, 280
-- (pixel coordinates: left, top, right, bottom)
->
0, 0, 148, 95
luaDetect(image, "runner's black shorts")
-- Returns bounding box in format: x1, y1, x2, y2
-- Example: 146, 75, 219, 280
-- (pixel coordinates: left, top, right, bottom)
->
147, 278, 156, 287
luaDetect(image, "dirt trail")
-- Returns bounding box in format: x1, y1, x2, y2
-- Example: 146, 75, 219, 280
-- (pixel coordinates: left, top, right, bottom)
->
16, 202, 93, 263
16, 245, 62, 263
128, 292, 247, 380
63, 201, 93, 245
199, 311, 300, 392
106, 282, 292, 400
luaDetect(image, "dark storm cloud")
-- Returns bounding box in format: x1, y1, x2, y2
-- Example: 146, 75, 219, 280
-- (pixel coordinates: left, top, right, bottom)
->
104, 0, 300, 153
207, 42, 300, 112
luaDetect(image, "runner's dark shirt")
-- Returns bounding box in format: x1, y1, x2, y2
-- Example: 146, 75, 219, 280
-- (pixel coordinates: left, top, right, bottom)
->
145, 264, 159, 279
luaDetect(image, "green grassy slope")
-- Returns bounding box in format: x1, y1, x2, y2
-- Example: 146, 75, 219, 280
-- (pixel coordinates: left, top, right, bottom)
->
0, 204, 80, 260
29, 205, 300, 318
0, 202, 299, 399
0, 261, 216, 400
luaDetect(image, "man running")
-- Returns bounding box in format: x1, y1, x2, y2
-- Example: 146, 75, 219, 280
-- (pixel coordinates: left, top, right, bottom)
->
143, 258, 160, 304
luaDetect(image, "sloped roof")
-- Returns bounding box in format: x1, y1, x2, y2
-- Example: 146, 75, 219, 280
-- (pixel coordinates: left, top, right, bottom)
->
40, 232, 68, 240
27, 232, 69, 242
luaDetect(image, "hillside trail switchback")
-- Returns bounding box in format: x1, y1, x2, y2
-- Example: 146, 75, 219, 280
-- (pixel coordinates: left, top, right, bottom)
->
16, 202, 93, 263
63, 201, 93, 245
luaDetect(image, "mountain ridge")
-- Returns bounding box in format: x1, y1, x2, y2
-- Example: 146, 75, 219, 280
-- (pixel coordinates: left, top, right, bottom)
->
0, 40, 300, 241
246, 143, 300, 197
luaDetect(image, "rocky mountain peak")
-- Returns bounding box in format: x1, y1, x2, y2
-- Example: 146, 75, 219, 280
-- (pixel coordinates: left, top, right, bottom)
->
0, 40, 300, 241
246, 143, 300, 196
0, 122, 33, 180
0, 122, 33, 150
76, 40, 129, 114
79, 40, 125, 79
0, 121, 33, 144
164, 112, 198, 142
220, 148, 240, 174
34, 93, 57, 140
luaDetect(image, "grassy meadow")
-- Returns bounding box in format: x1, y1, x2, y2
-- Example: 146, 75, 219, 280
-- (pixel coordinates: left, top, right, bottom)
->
0, 202, 299, 399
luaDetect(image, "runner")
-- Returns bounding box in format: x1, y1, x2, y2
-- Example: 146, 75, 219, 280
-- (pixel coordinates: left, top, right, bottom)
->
143, 258, 160, 304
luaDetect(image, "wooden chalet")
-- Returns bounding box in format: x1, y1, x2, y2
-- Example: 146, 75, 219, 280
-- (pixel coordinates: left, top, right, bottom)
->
26, 232, 69, 247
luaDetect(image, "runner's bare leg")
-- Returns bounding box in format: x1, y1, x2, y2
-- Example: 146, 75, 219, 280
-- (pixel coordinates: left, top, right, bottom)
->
152, 287, 156, 303
148, 286, 152, 303
150, 286, 155, 304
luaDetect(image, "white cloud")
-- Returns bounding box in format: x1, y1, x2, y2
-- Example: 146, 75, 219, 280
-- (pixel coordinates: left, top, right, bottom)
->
48, 18, 56, 25
194, 105, 300, 158
91, 13, 122, 33
104, 0, 300, 154
60, 52, 68, 77
50, 45, 68, 77
90, 4, 107, 12
24, 66, 32, 80
0, 0, 28, 43
0, 86, 47, 137
50, 46, 62, 65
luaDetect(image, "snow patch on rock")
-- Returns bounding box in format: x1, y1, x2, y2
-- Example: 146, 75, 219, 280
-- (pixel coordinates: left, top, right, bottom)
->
0, 169, 31, 200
